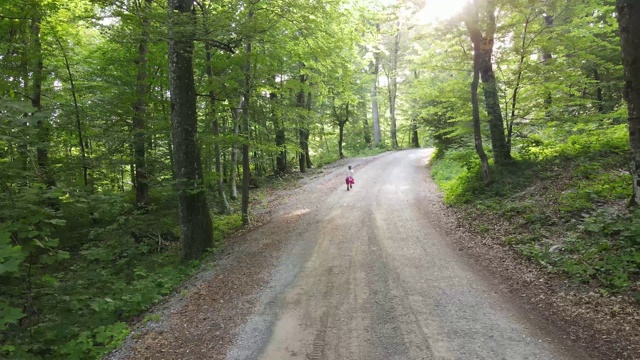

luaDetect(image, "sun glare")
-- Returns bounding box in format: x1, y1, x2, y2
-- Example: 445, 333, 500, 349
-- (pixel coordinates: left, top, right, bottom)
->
415, 0, 470, 24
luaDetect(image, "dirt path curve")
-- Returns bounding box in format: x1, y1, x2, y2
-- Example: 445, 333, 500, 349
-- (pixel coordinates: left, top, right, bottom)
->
227, 149, 584, 360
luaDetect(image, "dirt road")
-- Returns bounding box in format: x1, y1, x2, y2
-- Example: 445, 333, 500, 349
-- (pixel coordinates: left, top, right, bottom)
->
226, 149, 581, 360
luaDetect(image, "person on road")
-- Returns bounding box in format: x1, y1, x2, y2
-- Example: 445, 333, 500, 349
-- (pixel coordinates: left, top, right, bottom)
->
345, 165, 354, 191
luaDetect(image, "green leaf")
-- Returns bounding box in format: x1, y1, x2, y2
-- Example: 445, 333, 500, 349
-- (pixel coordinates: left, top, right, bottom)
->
0, 231, 25, 275
0, 302, 25, 330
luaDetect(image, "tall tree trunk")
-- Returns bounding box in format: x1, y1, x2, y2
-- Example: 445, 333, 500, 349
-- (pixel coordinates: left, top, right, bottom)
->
475, 1, 511, 165
389, 26, 400, 149
204, 51, 231, 213
616, 0, 640, 205
507, 12, 533, 153
241, 10, 254, 225
410, 70, 420, 148
361, 99, 371, 145
411, 121, 420, 148
305, 92, 312, 169
168, 0, 213, 260
271, 80, 287, 174
230, 99, 241, 200
160, 82, 176, 179
31, 16, 55, 189
56, 36, 88, 186
466, 8, 491, 183
198, 1, 230, 213
297, 74, 308, 173
542, 14, 554, 111
371, 42, 381, 147
334, 102, 349, 159
132, 0, 152, 208
275, 118, 286, 174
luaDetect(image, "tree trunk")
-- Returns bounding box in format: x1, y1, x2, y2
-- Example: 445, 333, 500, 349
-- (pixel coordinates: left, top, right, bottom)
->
271, 85, 287, 174
371, 44, 381, 147
198, 1, 231, 213
476, 4, 511, 165
56, 36, 88, 187
335, 103, 349, 159
361, 99, 371, 145
506, 13, 533, 153
168, 0, 213, 260
31, 16, 55, 189
542, 14, 554, 111
466, 10, 491, 183
616, 0, 640, 205
411, 121, 420, 148
305, 92, 313, 169
297, 74, 308, 173
205, 57, 231, 213
338, 123, 345, 159
132, 0, 152, 208
389, 27, 400, 149
275, 118, 286, 174
241, 10, 253, 225
230, 100, 241, 200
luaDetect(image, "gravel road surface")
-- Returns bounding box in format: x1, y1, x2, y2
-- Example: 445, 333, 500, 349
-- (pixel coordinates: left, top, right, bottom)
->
226, 149, 582, 360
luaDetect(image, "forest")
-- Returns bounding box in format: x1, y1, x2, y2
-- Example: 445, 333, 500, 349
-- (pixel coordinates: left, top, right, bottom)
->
1, 0, 639, 358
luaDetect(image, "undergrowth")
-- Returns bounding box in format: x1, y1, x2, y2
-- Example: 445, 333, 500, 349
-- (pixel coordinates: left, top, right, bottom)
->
430, 124, 640, 300
1, 189, 243, 359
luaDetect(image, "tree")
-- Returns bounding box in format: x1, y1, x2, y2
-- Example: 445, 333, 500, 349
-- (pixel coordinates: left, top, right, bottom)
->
132, 0, 153, 208
466, 0, 511, 165
616, 0, 640, 205
466, 6, 491, 183
167, 0, 213, 260
371, 24, 382, 147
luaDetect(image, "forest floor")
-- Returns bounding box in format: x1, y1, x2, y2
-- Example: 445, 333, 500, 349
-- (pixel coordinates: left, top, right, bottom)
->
107, 149, 638, 360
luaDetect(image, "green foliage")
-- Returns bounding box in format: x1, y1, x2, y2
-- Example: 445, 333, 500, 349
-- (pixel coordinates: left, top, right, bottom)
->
432, 125, 638, 296
0, 193, 203, 359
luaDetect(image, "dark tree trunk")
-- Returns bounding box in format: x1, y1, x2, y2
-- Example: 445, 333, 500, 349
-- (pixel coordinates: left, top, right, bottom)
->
168, 0, 213, 260
270, 85, 287, 174
338, 123, 345, 159
466, 8, 491, 183
56, 36, 88, 186
275, 119, 286, 174
335, 103, 349, 159
298, 128, 307, 173
411, 121, 420, 148
616, 0, 640, 205
132, 0, 152, 208
478, 49, 510, 163
470, 0, 511, 165
297, 74, 309, 173
305, 92, 312, 169
31, 17, 55, 189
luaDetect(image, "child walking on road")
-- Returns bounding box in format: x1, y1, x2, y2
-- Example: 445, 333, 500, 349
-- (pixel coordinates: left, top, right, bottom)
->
345, 165, 354, 191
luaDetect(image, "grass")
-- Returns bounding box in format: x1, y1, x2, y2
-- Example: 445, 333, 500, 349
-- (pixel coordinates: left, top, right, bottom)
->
430, 124, 640, 299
